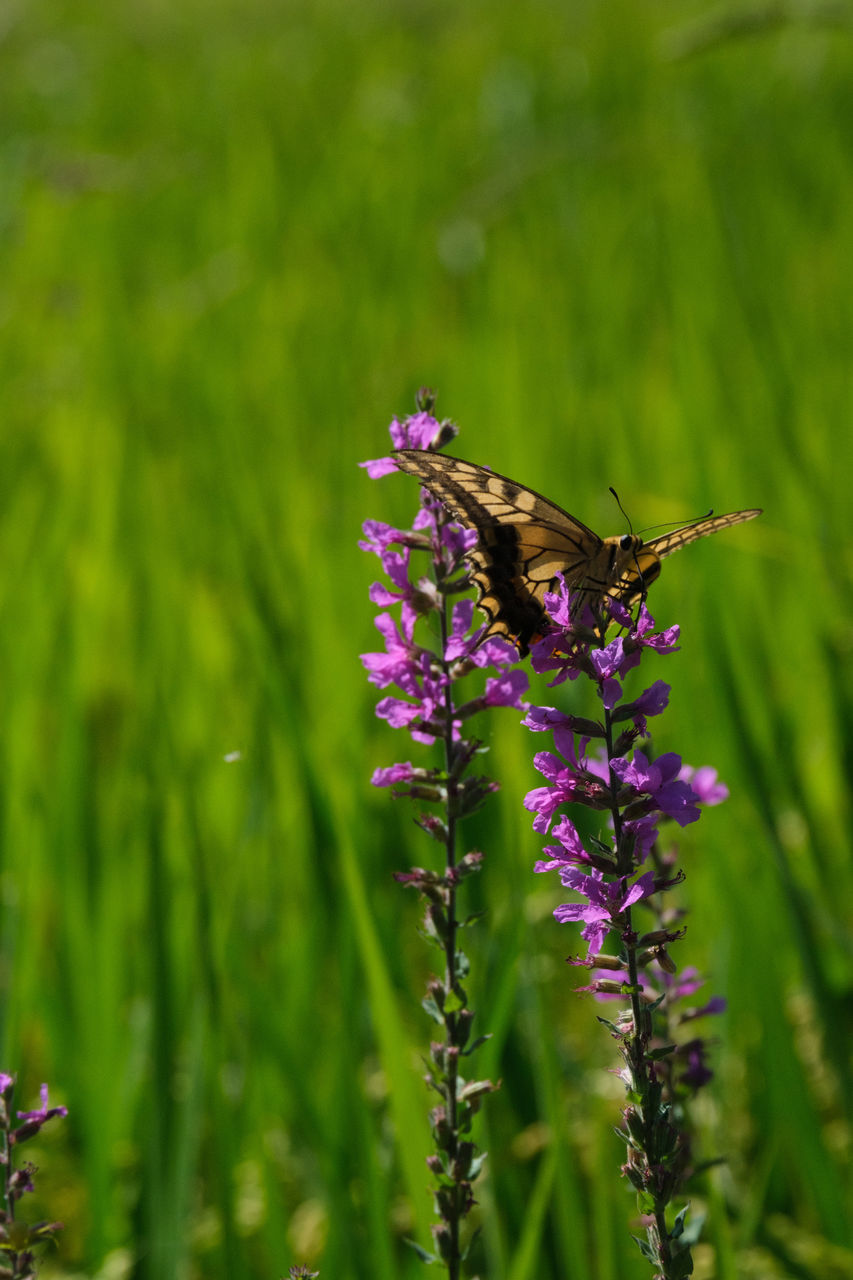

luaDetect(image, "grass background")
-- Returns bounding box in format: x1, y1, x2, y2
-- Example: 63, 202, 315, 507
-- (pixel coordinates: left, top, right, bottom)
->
1, 0, 851, 1276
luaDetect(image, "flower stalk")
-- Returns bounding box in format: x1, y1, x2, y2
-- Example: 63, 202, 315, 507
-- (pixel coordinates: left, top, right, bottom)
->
0, 1075, 67, 1279
526, 590, 727, 1279
361, 396, 527, 1274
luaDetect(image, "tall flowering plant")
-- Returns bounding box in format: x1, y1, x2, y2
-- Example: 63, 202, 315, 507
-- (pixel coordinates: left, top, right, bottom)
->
526, 584, 728, 1280
360, 397, 528, 1277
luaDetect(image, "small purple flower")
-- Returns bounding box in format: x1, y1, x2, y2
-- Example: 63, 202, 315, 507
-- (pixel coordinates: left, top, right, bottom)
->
359, 519, 409, 555
611, 750, 701, 827
439, 521, 478, 560
535, 814, 593, 871
541, 575, 574, 633
443, 600, 478, 662
633, 604, 680, 654
470, 633, 522, 668
525, 741, 598, 834
679, 764, 729, 806
553, 867, 656, 956
523, 706, 576, 734
360, 609, 421, 694
360, 411, 445, 478
589, 636, 626, 683
372, 762, 417, 787
622, 815, 660, 862
12, 1083, 68, 1144
484, 670, 529, 710
376, 659, 453, 743
368, 546, 421, 609
614, 680, 671, 734
16, 1083, 68, 1125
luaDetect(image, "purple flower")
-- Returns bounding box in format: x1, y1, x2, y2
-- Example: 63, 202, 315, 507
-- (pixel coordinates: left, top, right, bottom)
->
471, 634, 522, 668
16, 1083, 67, 1124
541, 575, 574, 632
524, 732, 601, 834
523, 706, 576, 734
483, 669, 529, 710
614, 680, 671, 734
439, 521, 478, 560
372, 762, 417, 787
443, 600, 478, 662
621, 815, 660, 862
375, 654, 453, 744
679, 764, 728, 806
368, 547, 421, 609
666, 966, 704, 999
360, 412, 445, 478
359, 519, 408, 555
611, 750, 701, 827
535, 815, 593, 871
553, 867, 656, 956
360, 609, 422, 694
12, 1083, 68, 1144
633, 604, 680, 654
589, 636, 626, 682
586, 637, 631, 707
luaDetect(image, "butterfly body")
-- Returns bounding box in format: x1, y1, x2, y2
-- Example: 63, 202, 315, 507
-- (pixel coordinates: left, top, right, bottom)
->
392, 449, 761, 654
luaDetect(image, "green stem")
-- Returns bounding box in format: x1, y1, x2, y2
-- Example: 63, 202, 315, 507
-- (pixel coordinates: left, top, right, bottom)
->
600, 643, 678, 1279
438, 538, 461, 1280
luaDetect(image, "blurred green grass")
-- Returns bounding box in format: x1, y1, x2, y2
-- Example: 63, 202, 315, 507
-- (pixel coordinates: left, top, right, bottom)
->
0, 0, 851, 1276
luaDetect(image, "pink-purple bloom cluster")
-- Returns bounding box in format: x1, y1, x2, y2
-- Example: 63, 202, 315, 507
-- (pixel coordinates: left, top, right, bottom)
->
361, 411, 528, 789
522, 578, 727, 1269
523, 576, 729, 1270
525, 580, 727, 990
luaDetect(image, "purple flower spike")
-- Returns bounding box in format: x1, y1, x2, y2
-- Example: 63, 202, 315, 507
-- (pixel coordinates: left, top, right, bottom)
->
362, 403, 523, 1271
520, 566, 738, 1271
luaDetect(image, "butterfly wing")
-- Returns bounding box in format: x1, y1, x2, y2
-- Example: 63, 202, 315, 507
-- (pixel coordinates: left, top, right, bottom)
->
392, 450, 603, 653
392, 450, 761, 651
648, 509, 763, 560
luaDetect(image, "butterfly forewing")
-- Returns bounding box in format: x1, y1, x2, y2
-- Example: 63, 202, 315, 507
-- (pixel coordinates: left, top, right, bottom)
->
391, 449, 761, 654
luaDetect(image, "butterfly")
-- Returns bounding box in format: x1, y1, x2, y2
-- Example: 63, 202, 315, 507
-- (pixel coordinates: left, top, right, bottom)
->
392, 449, 761, 655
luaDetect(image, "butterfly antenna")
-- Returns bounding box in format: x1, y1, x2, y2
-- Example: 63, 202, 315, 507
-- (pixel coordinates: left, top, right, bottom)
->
638, 507, 714, 537
608, 486, 634, 534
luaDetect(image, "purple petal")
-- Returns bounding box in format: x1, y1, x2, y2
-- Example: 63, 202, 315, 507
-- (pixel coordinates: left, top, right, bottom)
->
371, 763, 416, 787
